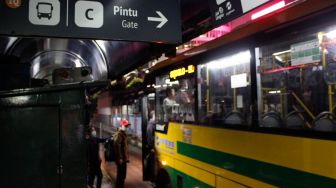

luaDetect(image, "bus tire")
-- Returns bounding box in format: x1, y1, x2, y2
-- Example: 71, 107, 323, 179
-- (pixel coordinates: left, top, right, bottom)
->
155, 169, 172, 188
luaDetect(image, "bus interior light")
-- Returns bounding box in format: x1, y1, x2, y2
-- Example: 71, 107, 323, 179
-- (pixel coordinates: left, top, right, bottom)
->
269, 90, 281, 94
251, 1, 286, 20
207, 51, 251, 69
326, 30, 336, 39
272, 50, 291, 56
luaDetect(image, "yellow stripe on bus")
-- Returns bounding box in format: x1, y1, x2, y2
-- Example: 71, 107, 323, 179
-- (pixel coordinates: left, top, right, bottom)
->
174, 159, 216, 187
157, 122, 336, 182
176, 152, 276, 188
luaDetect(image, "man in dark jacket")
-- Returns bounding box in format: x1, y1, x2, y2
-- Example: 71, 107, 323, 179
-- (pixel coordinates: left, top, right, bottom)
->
87, 127, 106, 188
114, 119, 130, 188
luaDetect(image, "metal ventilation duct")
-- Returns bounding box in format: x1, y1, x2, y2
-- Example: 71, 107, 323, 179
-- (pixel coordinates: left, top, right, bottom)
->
0, 0, 212, 84
4, 38, 107, 84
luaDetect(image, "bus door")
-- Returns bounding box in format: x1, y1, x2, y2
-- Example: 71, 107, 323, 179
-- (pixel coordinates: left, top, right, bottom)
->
141, 93, 156, 181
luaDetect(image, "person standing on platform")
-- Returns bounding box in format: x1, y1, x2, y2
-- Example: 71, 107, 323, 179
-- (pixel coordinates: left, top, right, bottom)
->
87, 127, 106, 188
114, 119, 130, 188
145, 110, 156, 182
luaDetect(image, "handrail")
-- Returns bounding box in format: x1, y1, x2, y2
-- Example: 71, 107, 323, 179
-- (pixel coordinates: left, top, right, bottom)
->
292, 105, 311, 128
291, 91, 315, 120
328, 85, 334, 112
321, 43, 334, 113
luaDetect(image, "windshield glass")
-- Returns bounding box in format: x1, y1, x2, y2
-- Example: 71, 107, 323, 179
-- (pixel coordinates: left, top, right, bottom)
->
155, 73, 196, 124
38, 4, 52, 13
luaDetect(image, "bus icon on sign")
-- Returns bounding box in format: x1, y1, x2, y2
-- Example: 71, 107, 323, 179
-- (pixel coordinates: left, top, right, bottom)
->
29, 0, 60, 26
36, 2, 53, 20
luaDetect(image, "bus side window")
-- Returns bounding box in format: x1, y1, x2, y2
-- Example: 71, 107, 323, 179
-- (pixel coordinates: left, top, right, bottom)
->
257, 31, 336, 132
197, 50, 252, 127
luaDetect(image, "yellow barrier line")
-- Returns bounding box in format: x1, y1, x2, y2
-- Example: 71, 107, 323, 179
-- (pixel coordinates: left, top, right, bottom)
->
291, 92, 315, 119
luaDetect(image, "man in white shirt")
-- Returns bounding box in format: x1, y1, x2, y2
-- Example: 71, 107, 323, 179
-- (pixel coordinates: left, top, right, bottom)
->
163, 88, 178, 122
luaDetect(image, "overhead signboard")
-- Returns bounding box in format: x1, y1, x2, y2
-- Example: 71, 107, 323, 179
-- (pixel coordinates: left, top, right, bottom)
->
208, 0, 270, 27
0, 0, 181, 43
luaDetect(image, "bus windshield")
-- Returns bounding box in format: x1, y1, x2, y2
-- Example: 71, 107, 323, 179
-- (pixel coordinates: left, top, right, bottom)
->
155, 75, 196, 124
37, 3, 52, 13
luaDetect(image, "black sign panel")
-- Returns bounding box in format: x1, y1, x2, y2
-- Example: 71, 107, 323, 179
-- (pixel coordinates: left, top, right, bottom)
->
208, 0, 271, 27
0, 0, 181, 43
208, 0, 243, 27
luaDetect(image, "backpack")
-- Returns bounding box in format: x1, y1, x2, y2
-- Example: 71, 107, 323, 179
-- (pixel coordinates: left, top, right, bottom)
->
104, 137, 115, 162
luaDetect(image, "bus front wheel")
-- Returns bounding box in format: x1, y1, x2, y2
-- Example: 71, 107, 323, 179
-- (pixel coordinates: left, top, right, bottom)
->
155, 169, 172, 188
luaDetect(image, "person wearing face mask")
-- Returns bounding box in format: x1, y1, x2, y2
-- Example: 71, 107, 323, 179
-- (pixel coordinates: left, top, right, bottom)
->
114, 119, 130, 188
87, 127, 107, 188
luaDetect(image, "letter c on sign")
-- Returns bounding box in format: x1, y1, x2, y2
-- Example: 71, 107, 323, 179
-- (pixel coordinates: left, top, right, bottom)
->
85, 9, 94, 20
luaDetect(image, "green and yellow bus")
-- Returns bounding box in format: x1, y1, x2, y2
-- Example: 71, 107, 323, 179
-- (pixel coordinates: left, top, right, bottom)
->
148, 0, 336, 187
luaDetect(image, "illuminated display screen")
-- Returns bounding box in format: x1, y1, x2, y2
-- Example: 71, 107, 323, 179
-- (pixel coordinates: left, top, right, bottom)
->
169, 65, 195, 79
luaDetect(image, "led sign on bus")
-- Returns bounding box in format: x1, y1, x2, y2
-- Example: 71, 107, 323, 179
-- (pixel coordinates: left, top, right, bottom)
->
170, 65, 195, 79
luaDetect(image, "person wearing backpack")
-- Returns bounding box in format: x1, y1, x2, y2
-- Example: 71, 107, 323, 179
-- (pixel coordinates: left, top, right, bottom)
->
114, 119, 130, 188
104, 137, 114, 162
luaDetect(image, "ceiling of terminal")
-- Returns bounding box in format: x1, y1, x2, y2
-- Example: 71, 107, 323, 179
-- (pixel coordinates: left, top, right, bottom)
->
0, 0, 212, 83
